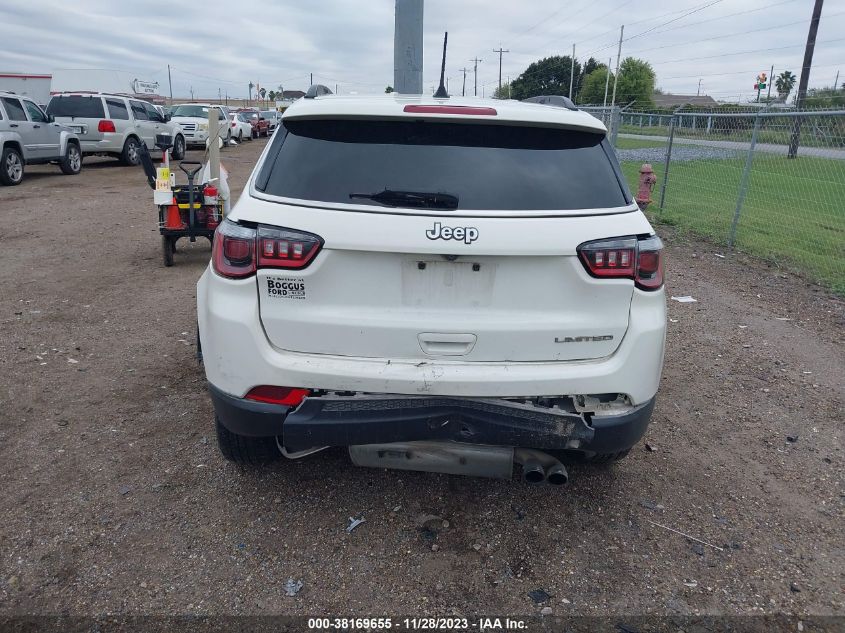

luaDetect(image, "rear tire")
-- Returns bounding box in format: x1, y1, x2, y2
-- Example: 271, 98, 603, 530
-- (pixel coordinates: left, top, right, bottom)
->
215, 416, 280, 465
238, 130, 243, 142
1, 146, 24, 186
59, 142, 82, 175
120, 137, 141, 166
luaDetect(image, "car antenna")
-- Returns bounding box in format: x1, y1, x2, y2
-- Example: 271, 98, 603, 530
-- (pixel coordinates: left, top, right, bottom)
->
433, 32, 449, 99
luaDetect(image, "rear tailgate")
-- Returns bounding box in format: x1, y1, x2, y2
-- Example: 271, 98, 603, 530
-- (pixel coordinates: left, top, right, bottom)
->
246, 204, 650, 362
47, 95, 106, 143
243, 113, 648, 363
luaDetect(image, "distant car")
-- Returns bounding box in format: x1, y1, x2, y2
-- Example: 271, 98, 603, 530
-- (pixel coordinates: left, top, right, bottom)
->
229, 113, 253, 142
47, 93, 186, 165
260, 110, 281, 132
236, 110, 269, 138
170, 103, 232, 147
1, 91, 82, 186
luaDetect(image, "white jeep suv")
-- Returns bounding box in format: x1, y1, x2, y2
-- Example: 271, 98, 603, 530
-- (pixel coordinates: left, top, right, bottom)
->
197, 94, 666, 483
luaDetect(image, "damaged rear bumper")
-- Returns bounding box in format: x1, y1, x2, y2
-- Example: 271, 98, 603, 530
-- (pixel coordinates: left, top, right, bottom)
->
209, 384, 655, 455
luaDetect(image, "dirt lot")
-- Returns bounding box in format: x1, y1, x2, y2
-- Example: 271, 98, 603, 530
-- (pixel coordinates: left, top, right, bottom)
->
1, 138, 843, 624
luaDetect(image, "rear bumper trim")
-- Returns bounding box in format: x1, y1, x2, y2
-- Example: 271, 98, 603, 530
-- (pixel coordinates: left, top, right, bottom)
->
209, 383, 655, 454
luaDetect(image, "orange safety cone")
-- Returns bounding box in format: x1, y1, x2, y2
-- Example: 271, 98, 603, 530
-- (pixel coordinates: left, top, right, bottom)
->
164, 197, 185, 229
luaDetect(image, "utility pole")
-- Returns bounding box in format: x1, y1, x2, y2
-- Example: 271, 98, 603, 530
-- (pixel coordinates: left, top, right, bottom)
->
697, 78, 702, 96
470, 57, 482, 96
167, 64, 173, 106
569, 44, 575, 99
190, 85, 194, 101
789, 0, 824, 158
459, 67, 468, 96
603, 57, 611, 106
310, 73, 313, 85
833, 70, 839, 91
394, 0, 424, 94
218, 88, 221, 103
507, 75, 510, 99
493, 46, 509, 96
610, 25, 624, 107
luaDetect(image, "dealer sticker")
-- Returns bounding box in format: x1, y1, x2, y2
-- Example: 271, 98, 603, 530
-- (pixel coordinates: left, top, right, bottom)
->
265, 276, 306, 300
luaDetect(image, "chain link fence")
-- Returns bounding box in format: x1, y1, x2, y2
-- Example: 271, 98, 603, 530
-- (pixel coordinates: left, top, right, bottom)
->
582, 106, 845, 294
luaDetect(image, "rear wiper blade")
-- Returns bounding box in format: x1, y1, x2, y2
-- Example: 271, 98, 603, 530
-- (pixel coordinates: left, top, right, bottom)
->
349, 189, 459, 210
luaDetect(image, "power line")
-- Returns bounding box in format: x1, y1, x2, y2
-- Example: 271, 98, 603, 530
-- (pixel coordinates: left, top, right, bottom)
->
625, 12, 845, 56
624, 0, 726, 44
648, 37, 845, 66
583, 0, 803, 58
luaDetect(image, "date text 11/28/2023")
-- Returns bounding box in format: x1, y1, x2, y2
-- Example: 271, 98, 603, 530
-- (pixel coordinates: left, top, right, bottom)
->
306, 617, 529, 630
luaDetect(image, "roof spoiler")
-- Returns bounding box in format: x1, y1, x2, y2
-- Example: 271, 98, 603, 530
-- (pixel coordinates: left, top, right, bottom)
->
522, 95, 578, 111
304, 84, 333, 99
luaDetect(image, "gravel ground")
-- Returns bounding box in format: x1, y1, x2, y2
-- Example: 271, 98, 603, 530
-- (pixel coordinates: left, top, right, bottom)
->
0, 138, 843, 623
617, 145, 740, 163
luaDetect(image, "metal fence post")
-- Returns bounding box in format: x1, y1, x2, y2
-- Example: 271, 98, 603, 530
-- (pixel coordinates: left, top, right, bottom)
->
728, 113, 762, 248
658, 115, 676, 212
610, 106, 620, 147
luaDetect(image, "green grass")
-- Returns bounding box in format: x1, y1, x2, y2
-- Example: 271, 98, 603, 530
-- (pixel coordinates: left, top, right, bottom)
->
619, 123, 845, 150
615, 137, 667, 150
619, 154, 845, 294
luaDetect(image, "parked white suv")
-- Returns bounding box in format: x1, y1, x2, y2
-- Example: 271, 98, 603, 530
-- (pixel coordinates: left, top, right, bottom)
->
170, 103, 231, 147
1, 91, 82, 185
197, 94, 666, 482
47, 93, 186, 165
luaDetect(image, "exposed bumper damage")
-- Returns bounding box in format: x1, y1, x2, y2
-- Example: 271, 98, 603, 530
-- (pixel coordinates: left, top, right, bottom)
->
209, 383, 655, 457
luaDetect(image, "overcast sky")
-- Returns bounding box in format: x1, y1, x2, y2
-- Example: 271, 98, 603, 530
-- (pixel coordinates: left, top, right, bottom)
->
0, 0, 842, 103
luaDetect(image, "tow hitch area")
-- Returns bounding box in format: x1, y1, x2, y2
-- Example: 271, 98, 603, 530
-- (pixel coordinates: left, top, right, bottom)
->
349, 442, 569, 484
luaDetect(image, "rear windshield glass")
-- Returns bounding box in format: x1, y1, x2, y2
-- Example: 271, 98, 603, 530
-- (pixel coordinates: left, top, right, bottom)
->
256, 119, 629, 210
47, 95, 105, 118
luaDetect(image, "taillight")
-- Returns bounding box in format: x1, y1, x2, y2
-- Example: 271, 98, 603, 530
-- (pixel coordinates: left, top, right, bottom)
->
257, 225, 323, 269
231, 122, 236, 127
98, 120, 116, 133
212, 221, 256, 279
212, 220, 324, 279
577, 235, 664, 290
245, 386, 310, 407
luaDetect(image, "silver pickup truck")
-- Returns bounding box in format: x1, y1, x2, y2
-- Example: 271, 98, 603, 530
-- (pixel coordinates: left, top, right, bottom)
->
1, 91, 81, 186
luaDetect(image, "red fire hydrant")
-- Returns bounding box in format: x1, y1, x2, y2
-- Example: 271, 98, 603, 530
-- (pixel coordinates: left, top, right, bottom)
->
636, 164, 657, 211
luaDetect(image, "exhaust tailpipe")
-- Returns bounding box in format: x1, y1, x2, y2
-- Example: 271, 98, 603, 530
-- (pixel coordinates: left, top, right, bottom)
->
545, 462, 569, 485
520, 459, 546, 484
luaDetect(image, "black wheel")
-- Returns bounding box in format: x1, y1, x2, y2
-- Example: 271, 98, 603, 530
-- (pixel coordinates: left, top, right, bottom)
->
171, 135, 186, 160
120, 137, 141, 166
162, 235, 174, 266
224, 130, 232, 146
215, 416, 280, 465
252, 128, 258, 139
59, 142, 82, 175
0, 146, 24, 186
196, 325, 203, 364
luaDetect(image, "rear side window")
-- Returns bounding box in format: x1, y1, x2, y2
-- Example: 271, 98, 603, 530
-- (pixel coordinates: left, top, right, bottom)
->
47, 95, 105, 118
130, 101, 148, 120
257, 119, 629, 210
106, 98, 129, 120
2, 98, 28, 121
